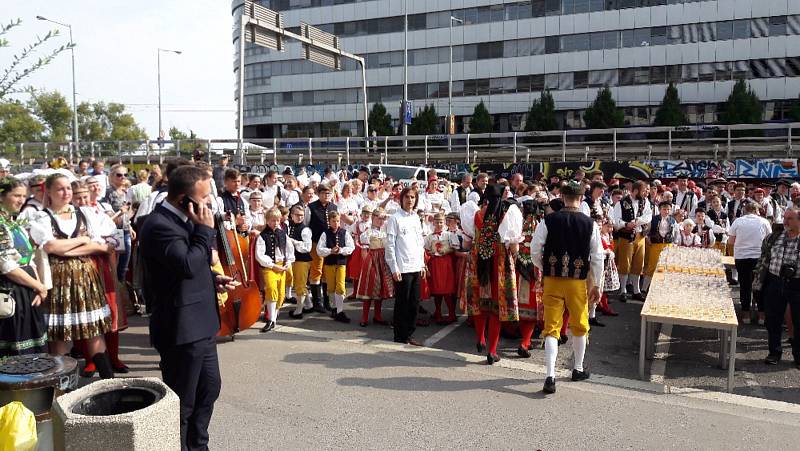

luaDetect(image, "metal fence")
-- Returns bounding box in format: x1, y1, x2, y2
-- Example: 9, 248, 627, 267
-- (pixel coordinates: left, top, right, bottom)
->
4, 122, 797, 169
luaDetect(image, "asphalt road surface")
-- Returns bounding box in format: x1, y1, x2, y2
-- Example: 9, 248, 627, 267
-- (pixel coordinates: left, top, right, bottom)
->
108, 283, 800, 450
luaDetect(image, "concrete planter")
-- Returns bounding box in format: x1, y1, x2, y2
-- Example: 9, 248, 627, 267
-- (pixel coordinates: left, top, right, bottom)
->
52, 377, 179, 451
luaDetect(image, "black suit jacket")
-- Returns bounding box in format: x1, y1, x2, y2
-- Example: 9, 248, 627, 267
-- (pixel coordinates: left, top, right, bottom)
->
139, 204, 220, 349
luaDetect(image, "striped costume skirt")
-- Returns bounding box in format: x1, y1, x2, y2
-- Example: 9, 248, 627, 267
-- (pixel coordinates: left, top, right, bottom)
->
355, 248, 394, 300
46, 256, 111, 342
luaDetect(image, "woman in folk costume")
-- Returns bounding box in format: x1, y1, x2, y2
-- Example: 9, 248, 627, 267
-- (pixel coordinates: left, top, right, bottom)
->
424, 212, 456, 325
347, 205, 372, 298
71, 181, 129, 375
464, 184, 523, 364
355, 208, 392, 327
515, 198, 546, 357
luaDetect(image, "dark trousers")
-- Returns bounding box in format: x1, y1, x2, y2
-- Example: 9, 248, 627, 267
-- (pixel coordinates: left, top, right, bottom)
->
735, 258, 761, 312
764, 274, 800, 362
158, 337, 221, 451
393, 272, 421, 343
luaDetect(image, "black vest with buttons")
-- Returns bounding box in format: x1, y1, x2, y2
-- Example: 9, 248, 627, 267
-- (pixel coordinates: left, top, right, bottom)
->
323, 227, 348, 266
259, 227, 288, 264
706, 208, 728, 242
542, 209, 593, 280
288, 221, 311, 262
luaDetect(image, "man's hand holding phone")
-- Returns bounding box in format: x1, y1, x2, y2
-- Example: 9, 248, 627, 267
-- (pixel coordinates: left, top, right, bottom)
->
185, 196, 214, 228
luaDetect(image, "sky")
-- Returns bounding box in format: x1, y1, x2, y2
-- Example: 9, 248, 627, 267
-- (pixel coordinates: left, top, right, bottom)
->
2, 0, 237, 139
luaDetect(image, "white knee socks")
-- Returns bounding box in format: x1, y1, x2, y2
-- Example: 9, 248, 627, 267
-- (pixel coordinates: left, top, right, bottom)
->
572, 335, 587, 372
545, 336, 558, 378
294, 293, 305, 315
267, 301, 278, 324
629, 274, 641, 294
642, 275, 652, 292
334, 294, 344, 313
588, 303, 597, 319
618, 274, 629, 292
286, 286, 293, 301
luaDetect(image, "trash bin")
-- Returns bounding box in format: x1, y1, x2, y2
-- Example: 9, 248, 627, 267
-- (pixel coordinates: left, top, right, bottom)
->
52, 377, 179, 451
0, 353, 79, 451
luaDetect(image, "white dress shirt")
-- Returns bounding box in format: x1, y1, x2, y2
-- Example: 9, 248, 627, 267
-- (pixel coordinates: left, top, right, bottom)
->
610, 196, 652, 233
728, 214, 773, 259
530, 215, 605, 288
255, 232, 295, 268
385, 209, 426, 274
288, 226, 313, 254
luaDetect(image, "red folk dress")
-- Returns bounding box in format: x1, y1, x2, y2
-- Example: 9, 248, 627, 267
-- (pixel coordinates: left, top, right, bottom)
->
425, 231, 455, 296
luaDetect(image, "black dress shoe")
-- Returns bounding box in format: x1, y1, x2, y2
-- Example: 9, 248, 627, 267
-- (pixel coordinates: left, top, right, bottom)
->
728, 280, 739, 286
589, 317, 606, 327
559, 335, 569, 345
112, 364, 130, 374
333, 312, 351, 323
286, 297, 297, 305
323, 298, 332, 312
618, 293, 628, 303
260, 321, 275, 333
487, 353, 501, 365
632, 293, 646, 302
288, 311, 303, 320
312, 302, 327, 314
543, 377, 556, 394
476, 343, 486, 354
359, 321, 368, 327
517, 346, 531, 358
764, 354, 781, 365
302, 307, 315, 314
571, 369, 590, 381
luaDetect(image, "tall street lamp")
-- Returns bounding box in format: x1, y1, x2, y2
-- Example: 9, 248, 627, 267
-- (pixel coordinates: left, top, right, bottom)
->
449, 16, 463, 137
36, 15, 78, 151
157, 48, 182, 144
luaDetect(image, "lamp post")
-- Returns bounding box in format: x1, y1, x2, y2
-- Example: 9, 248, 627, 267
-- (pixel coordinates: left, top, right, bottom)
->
449, 16, 463, 136
36, 15, 78, 154
157, 48, 182, 145
402, 0, 408, 140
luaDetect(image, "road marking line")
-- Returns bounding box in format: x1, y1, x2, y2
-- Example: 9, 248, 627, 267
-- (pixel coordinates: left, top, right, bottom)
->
423, 316, 465, 347
650, 323, 673, 385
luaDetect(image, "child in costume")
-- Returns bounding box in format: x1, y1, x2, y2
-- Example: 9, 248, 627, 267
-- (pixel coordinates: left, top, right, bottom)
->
355, 208, 392, 327
255, 207, 295, 332
317, 211, 355, 323
425, 212, 456, 325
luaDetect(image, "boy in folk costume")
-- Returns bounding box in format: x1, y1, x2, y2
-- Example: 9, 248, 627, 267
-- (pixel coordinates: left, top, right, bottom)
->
464, 184, 523, 365
610, 180, 652, 302
355, 208, 392, 327
642, 201, 679, 294
347, 205, 372, 299
287, 204, 314, 320
317, 211, 355, 323
531, 182, 604, 394
255, 207, 295, 332
425, 212, 456, 325
515, 198, 545, 357
693, 209, 716, 248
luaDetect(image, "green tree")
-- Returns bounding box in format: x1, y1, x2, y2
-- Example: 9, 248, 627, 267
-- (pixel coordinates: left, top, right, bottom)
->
29, 90, 72, 141
408, 104, 440, 135
1, 19, 75, 100
583, 87, 624, 129
653, 83, 687, 127
719, 79, 762, 125
77, 101, 146, 142
525, 89, 557, 131
788, 95, 800, 122
368, 102, 394, 136
468, 100, 493, 133
0, 101, 44, 146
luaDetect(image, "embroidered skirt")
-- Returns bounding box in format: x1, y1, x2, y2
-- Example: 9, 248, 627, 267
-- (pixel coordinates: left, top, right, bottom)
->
465, 244, 519, 321
517, 266, 542, 322
427, 254, 455, 296
46, 256, 111, 341
347, 247, 366, 280
355, 248, 394, 300
0, 266, 48, 356
453, 253, 468, 304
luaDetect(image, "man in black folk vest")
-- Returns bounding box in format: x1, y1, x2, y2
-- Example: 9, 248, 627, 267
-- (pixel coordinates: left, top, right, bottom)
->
531, 182, 604, 394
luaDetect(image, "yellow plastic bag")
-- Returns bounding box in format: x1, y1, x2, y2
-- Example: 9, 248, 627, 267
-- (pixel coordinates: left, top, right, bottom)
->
0, 401, 37, 451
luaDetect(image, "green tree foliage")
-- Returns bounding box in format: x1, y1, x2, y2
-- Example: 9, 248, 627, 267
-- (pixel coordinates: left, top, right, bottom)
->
77, 101, 146, 142
525, 89, 557, 131
408, 104, 440, 135
1, 19, 74, 99
583, 87, 624, 129
0, 101, 44, 146
653, 83, 687, 127
719, 79, 763, 125
368, 102, 394, 136
468, 100, 493, 133
28, 90, 72, 141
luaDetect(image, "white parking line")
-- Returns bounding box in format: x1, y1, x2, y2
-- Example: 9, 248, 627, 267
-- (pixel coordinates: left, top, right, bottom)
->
423, 316, 466, 347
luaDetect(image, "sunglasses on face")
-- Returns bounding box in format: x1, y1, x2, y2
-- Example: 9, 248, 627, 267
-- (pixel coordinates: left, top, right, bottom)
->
115, 173, 127, 177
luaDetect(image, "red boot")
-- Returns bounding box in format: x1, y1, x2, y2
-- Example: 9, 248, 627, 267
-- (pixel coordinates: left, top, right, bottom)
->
105, 331, 129, 373
76, 340, 96, 378
373, 300, 388, 325
597, 293, 619, 316
360, 301, 371, 327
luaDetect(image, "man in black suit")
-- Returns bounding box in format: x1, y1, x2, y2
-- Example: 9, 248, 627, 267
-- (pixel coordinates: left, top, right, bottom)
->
139, 165, 237, 451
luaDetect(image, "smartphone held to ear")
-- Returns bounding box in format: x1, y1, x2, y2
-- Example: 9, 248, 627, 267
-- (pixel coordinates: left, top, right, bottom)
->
180, 196, 201, 212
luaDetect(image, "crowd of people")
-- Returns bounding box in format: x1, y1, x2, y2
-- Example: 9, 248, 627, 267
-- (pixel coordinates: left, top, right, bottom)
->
2, 154, 800, 448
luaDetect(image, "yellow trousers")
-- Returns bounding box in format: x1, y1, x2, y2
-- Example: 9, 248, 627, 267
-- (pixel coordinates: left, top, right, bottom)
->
292, 261, 311, 297
310, 245, 324, 284
616, 235, 645, 275
644, 243, 670, 276
323, 264, 347, 296
261, 267, 287, 308
541, 276, 590, 339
